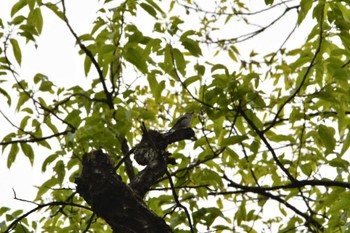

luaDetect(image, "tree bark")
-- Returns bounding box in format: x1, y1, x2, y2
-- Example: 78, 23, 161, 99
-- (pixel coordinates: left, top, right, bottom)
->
75, 128, 195, 232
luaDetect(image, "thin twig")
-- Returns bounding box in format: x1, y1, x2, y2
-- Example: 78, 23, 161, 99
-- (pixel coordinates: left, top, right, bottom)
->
61, 0, 114, 109
114, 147, 136, 171
224, 176, 323, 231
165, 170, 194, 233
5, 200, 91, 233
263, 2, 326, 132
0, 130, 72, 146
176, 0, 295, 16
237, 104, 296, 182
169, 45, 219, 110
82, 213, 96, 233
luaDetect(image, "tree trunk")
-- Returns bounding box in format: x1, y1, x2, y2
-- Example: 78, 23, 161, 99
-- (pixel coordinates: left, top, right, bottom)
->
75, 128, 195, 232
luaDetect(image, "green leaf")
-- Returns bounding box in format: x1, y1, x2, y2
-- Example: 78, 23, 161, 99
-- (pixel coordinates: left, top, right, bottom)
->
264, 0, 274, 5
37, 139, 51, 149
220, 135, 248, 147
184, 75, 200, 87
53, 160, 65, 184
33, 73, 47, 84
340, 129, 350, 156
298, 0, 313, 25
44, 2, 64, 20
0, 207, 10, 216
180, 31, 202, 57
337, 2, 350, 23
20, 143, 34, 165
19, 115, 30, 131
42, 153, 59, 172
300, 163, 314, 176
11, 15, 26, 25
39, 79, 54, 93
35, 177, 58, 200
64, 109, 82, 128
147, 74, 165, 101
32, 8, 43, 34
329, 192, 350, 212
84, 55, 92, 76
318, 125, 335, 153
10, 38, 22, 65
211, 64, 228, 74
163, 43, 173, 74
124, 46, 148, 73
181, 37, 202, 57
7, 143, 19, 168
16, 92, 30, 112
228, 48, 238, 62
0, 87, 11, 105
173, 48, 186, 76
168, 16, 184, 35
140, 3, 157, 18
192, 168, 223, 189
45, 117, 59, 134
329, 158, 349, 169
11, 0, 27, 17
146, 0, 165, 16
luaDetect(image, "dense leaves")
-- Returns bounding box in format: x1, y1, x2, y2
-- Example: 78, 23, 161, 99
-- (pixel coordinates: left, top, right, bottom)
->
1, 0, 350, 232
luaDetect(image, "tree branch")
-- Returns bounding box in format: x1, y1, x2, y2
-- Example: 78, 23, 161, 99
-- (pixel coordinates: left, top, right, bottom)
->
263, 2, 326, 132
237, 104, 296, 182
61, 0, 114, 110
4, 200, 91, 233
0, 130, 72, 146
166, 170, 194, 233
224, 176, 323, 231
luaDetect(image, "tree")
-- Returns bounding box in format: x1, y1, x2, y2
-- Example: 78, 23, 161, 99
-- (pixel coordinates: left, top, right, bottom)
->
1, 0, 350, 232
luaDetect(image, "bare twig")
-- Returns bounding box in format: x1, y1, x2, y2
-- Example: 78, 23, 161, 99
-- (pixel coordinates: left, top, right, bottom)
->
211, 5, 299, 45
176, 0, 295, 16
165, 170, 194, 233
169, 45, 219, 110
5, 200, 91, 233
224, 176, 323, 231
82, 213, 96, 233
61, 0, 114, 109
114, 146, 136, 171
0, 130, 72, 146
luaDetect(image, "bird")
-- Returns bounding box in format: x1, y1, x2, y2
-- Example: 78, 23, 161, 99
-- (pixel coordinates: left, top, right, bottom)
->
168, 112, 194, 132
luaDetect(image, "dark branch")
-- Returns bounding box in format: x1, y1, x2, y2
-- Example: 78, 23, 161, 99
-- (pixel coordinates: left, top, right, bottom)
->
225, 177, 323, 231
5, 201, 91, 233
166, 170, 194, 232
61, 0, 114, 110
0, 130, 72, 146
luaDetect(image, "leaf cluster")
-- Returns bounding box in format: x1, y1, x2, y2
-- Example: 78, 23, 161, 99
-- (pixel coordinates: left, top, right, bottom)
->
2, 0, 350, 232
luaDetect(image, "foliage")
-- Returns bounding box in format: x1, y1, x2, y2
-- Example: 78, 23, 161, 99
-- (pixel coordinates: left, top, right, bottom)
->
1, 0, 350, 232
